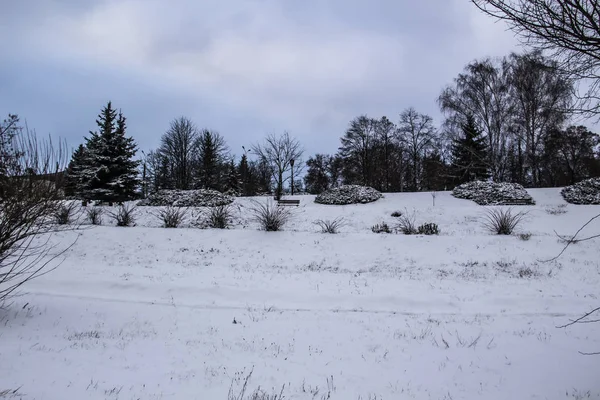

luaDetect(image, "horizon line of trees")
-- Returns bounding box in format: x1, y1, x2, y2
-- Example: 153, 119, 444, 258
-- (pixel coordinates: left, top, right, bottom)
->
56, 50, 600, 202
304, 50, 600, 194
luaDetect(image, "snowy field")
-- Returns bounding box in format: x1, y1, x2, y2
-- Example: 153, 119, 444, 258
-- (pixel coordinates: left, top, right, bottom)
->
2, 189, 600, 399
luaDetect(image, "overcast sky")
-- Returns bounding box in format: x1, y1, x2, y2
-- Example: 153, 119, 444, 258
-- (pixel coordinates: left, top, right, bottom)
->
0, 0, 521, 159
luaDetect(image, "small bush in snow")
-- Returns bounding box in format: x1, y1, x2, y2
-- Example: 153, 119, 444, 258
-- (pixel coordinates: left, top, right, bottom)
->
371, 223, 392, 234
86, 207, 103, 225
156, 206, 187, 228
54, 202, 78, 225
108, 204, 137, 227
482, 208, 527, 235
545, 204, 567, 215
519, 232, 532, 241
417, 222, 439, 235
391, 211, 403, 218
138, 189, 234, 207
396, 212, 417, 235
249, 199, 293, 231
206, 205, 233, 229
314, 217, 346, 234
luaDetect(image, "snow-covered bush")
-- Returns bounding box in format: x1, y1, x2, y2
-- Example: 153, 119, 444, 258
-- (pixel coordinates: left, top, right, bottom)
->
561, 177, 600, 205
138, 189, 234, 207
315, 185, 383, 205
452, 181, 534, 205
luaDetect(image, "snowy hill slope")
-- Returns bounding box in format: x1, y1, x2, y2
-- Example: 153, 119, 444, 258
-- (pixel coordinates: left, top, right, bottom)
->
1, 188, 599, 399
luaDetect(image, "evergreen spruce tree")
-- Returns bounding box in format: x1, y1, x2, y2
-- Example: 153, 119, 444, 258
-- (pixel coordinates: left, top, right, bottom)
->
64, 144, 91, 198
450, 115, 489, 184
224, 158, 241, 194
83, 102, 140, 202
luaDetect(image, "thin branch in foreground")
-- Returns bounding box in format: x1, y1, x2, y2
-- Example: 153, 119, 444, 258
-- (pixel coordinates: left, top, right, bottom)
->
556, 306, 600, 329
543, 213, 600, 262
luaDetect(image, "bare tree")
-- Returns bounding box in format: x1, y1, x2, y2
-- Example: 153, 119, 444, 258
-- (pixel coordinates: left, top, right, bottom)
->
397, 108, 437, 191
508, 51, 573, 186
471, 0, 600, 117
339, 115, 377, 187
252, 132, 304, 200
159, 117, 198, 190
1, 114, 71, 303
439, 58, 514, 181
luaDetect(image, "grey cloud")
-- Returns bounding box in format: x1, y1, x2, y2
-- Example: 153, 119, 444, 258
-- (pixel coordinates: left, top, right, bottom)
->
1, 0, 520, 157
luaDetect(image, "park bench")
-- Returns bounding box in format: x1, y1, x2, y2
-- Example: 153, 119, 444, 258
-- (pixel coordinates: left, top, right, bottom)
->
501, 198, 531, 205
277, 199, 300, 207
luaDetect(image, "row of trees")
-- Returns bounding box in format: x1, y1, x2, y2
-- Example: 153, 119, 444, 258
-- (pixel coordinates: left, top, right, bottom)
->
304, 50, 600, 194
141, 120, 304, 200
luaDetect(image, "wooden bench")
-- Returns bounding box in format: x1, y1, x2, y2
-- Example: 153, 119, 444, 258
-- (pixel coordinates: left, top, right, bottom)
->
501, 199, 531, 205
277, 199, 300, 207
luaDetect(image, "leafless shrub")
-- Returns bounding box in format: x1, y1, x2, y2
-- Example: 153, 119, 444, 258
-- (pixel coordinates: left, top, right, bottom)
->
396, 212, 418, 235
1, 114, 72, 303
155, 206, 187, 228
248, 199, 293, 231
107, 204, 137, 227
86, 207, 103, 225
314, 217, 345, 234
54, 201, 79, 225
482, 208, 528, 235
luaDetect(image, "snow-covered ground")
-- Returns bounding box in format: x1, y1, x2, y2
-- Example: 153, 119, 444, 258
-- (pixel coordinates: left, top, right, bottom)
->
2, 189, 600, 399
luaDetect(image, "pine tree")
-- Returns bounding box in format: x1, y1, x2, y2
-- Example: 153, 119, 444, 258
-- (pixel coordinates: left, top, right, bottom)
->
64, 144, 91, 198
224, 158, 240, 194
238, 153, 251, 196
83, 102, 140, 202
450, 115, 488, 184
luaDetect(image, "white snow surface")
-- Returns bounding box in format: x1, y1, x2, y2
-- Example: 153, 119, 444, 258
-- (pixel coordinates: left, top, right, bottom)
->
2, 189, 600, 399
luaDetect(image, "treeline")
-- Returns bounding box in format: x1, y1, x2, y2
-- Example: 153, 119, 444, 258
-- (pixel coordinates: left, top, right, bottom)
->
304, 50, 600, 194
64, 50, 600, 202
65, 104, 305, 201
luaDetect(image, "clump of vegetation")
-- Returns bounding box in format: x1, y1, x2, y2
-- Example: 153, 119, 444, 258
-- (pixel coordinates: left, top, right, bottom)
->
108, 204, 137, 227
54, 202, 78, 225
249, 200, 293, 231
206, 205, 233, 229
371, 223, 392, 234
396, 212, 418, 235
482, 208, 528, 235
519, 232, 532, 241
155, 206, 187, 228
314, 217, 346, 234
391, 211, 403, 218
417, 223, 439, 235
545, 204, 567, 215
86, 207, 103, 225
